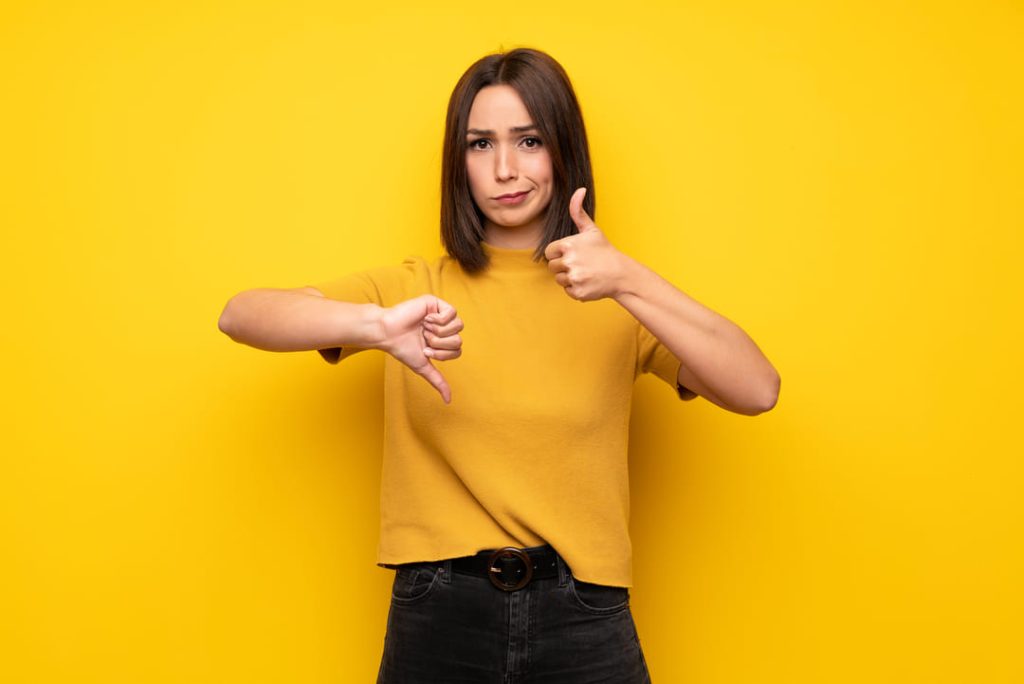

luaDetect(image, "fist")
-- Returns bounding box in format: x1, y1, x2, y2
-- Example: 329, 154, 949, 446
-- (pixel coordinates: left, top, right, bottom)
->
379, 294, 463, 403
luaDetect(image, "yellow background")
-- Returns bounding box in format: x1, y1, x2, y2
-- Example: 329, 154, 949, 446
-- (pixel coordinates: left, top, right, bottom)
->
3, 1, 1021, 682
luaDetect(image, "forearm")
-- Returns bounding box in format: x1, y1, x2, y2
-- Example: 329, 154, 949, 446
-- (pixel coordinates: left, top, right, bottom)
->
218, 289, 385, 353
612, 255, 780, 414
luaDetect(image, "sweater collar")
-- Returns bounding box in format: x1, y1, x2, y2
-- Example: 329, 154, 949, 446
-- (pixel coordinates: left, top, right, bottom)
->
480, 241, 547, 274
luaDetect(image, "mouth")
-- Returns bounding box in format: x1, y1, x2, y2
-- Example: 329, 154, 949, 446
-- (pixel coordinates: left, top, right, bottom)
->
493, 190, 531, 203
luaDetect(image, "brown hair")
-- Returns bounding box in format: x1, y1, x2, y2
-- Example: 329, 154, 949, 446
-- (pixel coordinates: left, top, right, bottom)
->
440, 47, 596, 274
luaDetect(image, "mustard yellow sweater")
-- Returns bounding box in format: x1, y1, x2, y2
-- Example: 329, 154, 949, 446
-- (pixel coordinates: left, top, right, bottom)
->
312, 241, 689, 587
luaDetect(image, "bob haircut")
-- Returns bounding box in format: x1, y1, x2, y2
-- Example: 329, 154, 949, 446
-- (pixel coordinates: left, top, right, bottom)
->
440, 47, 596, 274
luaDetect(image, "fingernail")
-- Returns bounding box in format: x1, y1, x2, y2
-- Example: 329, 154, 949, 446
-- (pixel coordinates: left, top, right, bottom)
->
423, 348, 434, 357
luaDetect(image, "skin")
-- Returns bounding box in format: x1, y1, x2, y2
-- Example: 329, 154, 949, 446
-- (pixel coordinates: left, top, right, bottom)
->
461, 84, 781, 414
222, 83, 779, 413
217, 289, 464, 403
545, 189, 780, 414
465, 84, 554, 249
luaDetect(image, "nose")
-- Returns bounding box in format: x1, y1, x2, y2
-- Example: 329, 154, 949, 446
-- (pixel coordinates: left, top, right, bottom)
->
495, 144, 517, 181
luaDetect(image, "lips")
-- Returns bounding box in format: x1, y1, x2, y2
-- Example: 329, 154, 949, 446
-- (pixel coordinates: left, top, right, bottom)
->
494, 190, 531, 206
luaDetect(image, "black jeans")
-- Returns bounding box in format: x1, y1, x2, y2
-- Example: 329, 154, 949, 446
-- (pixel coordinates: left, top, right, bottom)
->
377, 546, 651, 683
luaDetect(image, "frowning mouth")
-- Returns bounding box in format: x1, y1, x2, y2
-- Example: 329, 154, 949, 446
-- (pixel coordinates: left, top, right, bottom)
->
494, 190, 530, 203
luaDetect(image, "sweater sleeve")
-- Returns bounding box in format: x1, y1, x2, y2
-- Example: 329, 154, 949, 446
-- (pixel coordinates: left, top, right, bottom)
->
636, 321, 698, 401
308, 256, 424, 306
305, 256, 424, 364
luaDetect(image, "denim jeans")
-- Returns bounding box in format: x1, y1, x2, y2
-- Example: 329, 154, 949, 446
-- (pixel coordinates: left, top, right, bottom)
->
376, 546, 651, 683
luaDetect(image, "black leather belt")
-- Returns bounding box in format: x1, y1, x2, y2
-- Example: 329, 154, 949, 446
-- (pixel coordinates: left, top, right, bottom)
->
449, 545, 561, 591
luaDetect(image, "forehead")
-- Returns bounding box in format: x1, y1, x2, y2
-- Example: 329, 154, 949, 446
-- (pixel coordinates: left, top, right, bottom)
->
467, 85, 532, 127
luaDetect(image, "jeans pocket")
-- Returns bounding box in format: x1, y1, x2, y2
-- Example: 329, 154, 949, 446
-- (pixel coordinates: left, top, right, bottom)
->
567, 574, 630, 615
390, 563, 443, 605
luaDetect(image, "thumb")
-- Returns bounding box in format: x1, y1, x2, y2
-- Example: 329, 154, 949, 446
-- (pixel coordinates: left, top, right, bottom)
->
569, 187, 596, 233
417, 359, 452, 404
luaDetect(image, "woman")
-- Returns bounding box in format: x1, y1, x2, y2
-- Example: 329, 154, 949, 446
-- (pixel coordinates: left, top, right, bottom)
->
219, 47, 779, 682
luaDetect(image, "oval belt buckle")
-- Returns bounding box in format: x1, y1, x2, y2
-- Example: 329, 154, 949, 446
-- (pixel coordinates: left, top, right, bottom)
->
487, 546, 533, 591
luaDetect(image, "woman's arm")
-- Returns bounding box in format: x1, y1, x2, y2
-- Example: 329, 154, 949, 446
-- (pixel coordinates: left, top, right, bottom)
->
545, 188, 780, 416
217, 287, 385, 353
217, 287, 464, 403
612, 258, 780, 416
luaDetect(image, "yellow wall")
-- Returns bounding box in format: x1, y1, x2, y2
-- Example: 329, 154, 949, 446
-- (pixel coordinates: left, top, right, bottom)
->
3, 1, 1021, 681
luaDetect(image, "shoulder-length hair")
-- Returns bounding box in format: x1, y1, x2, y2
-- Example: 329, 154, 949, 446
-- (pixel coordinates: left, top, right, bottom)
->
440, 47, 596, 274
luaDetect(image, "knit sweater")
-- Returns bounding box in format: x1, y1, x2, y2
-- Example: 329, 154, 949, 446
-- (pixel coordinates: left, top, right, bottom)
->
310, 241, 690, 587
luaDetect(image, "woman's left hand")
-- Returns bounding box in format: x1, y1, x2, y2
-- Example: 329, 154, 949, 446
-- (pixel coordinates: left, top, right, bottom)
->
544, 187, 630, 302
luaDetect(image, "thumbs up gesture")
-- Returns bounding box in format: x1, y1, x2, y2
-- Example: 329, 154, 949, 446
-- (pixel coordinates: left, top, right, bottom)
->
544, 187, 628, 302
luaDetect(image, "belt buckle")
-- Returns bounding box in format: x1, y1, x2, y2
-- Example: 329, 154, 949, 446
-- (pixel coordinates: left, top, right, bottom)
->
487, 546, 533, 591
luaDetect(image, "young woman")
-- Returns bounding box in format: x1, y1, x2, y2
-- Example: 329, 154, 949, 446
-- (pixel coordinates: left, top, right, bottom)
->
219, 47, 779, 683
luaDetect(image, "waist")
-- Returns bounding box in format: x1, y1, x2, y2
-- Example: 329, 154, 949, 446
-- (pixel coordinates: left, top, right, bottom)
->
390, 544, 564, 592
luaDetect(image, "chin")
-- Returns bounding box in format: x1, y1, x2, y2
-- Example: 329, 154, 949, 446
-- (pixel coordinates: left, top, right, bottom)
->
494, 220, 540, 231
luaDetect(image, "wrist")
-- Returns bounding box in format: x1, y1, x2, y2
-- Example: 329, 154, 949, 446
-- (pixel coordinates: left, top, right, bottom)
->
611, 252, 644, 303
327, 301, 389, 352
362, 303, 389, 350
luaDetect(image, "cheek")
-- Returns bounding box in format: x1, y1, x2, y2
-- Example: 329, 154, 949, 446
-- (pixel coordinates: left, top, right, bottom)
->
532, 154, 554, 186
465, 160, 486, 194
464, 163, 489, 212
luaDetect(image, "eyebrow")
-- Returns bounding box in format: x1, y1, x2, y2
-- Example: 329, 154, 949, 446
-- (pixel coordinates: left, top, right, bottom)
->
466, 125, 538, 136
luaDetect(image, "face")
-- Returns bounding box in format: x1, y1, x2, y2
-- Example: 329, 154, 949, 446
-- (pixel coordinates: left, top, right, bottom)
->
465, 84, 554, 249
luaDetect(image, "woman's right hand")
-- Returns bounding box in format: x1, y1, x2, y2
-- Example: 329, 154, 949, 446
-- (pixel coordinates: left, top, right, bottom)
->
378, 294, 463, 404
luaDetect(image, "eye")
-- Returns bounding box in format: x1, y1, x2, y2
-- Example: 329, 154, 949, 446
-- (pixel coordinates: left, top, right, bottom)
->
522, 136, 543, 149
468, 138, 490, 150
